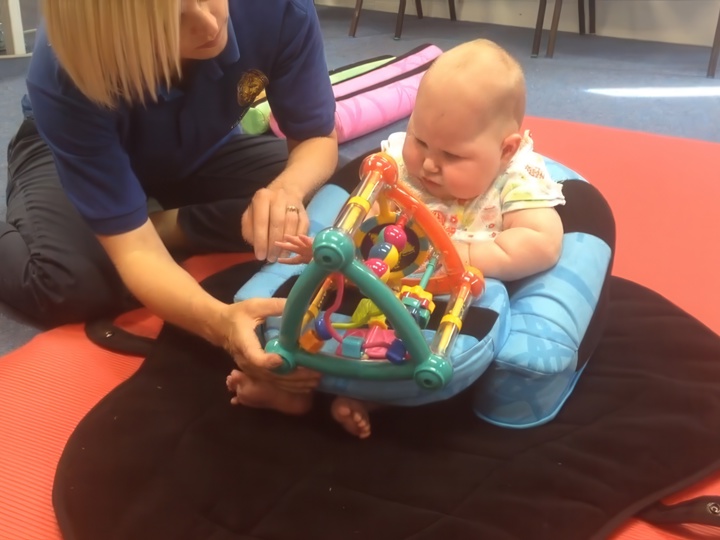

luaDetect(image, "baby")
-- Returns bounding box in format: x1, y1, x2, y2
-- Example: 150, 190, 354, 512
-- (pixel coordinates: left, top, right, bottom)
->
227, 39, 565, 438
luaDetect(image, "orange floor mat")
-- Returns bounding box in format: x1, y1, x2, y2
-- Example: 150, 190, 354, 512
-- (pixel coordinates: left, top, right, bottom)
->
526, 117, 720, 337
0, 253, 250, 540
0, 323, 143, 540
1, 119, 719, 539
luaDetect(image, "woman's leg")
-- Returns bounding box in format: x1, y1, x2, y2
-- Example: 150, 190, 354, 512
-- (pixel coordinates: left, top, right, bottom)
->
0, 120, 131, 326
154, 135, 368, 254
155, 134, 290, 253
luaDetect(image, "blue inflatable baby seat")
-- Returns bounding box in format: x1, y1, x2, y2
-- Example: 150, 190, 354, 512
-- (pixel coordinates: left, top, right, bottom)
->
235, 155, 613, 428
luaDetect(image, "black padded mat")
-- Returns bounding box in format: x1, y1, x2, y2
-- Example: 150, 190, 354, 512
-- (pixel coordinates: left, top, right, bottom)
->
53, 268, 720, 540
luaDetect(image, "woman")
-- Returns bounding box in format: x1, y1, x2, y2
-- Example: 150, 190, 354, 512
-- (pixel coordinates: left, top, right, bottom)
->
0, 0, 338, 390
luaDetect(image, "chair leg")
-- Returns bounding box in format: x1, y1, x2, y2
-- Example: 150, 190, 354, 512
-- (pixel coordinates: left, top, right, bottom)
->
547, 0, 564, 57
395, 0, 407, 39
589, 0, 596, 33
532, 0, 547, 57
708, 6, 720, 77
448, 0, 457, 21
349, 0, 363, 37
415, 0, 423, 19
578, 0, 586, 35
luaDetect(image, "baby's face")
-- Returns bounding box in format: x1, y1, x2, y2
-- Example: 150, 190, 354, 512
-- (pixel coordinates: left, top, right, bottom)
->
402, 103, 507, 201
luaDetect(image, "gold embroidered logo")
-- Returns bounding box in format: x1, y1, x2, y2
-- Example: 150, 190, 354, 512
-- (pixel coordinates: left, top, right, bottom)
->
237, 69, 269, 107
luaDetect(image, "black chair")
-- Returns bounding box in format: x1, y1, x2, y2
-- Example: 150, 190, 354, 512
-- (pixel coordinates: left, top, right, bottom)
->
532, 0, 595, 58
533, 0, 720, 78
709, 5, 720, 77
349, 0, 457, 40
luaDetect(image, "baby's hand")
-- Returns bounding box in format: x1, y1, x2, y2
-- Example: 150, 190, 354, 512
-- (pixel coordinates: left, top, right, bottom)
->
276, 234, 314, 265
226, 369, 243, 405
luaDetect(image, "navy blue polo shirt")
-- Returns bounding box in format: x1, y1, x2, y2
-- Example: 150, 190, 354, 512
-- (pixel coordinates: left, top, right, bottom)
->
24, 0, 335, 235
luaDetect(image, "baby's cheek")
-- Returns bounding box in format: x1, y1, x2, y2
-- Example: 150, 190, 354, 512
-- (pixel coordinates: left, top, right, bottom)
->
445, 172, 478, 199
402, 146, 420, 173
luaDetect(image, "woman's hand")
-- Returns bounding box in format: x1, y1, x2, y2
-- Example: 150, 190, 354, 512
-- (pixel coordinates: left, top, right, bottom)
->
241, 186, 310, 263
222, 297, 321, 393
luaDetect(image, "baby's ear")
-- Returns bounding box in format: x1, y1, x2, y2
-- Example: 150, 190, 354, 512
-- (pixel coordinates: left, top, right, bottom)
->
500, 132, 522, 166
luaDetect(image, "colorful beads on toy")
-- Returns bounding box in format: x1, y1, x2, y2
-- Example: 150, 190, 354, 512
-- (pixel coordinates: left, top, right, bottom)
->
365, 258, 390, 281
313, 317, 333, 341
299, 328, 324, 353
350, 298, 388, 329
341, 335, 365, 359
387, 339, 408, 364
378, 224, 407, 250
369, 241, 400, 270
399, 285, 436, 329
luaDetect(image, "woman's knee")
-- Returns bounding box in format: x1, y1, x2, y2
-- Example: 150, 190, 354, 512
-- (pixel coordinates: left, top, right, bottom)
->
0, 225, 126, 326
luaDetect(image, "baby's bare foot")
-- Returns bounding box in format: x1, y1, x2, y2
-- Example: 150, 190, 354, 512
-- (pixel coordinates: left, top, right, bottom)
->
227, 370, 312, 415
331, 397, 372, 439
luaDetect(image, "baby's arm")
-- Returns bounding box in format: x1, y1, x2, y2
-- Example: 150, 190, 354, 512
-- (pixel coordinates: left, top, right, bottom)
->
455, 207, 563, 281
276, 203, 381, 266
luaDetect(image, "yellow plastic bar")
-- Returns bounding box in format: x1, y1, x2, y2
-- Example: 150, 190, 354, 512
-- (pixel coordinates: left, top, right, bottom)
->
334, 153, 398, 234
301, 277, 334, 329
431, 283, 474, 357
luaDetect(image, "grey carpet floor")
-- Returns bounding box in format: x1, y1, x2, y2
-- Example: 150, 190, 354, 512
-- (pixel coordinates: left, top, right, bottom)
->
1, 5, 719, 354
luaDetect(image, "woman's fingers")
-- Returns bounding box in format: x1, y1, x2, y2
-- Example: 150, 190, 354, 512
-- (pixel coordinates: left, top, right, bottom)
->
242, 188, 307, 262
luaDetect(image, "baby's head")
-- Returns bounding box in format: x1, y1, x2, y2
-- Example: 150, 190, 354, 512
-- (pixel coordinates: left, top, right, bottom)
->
403, 39, 526, 200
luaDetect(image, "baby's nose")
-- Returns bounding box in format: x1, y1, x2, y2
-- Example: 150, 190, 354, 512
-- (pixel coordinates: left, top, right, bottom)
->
423, 157, 440, 173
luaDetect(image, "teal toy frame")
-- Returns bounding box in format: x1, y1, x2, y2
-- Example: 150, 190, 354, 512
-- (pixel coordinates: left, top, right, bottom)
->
266, 153, 484, 390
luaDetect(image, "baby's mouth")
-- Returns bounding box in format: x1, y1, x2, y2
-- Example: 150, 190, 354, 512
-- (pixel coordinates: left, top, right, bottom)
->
420, 177, 443, 193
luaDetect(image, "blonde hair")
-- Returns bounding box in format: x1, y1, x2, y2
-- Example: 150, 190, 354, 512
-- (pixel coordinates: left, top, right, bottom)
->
427, 39, 527, 131
41, 0, 182, 109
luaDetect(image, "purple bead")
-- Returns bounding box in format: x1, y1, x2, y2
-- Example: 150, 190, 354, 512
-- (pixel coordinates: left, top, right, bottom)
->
314, 317, 332, 341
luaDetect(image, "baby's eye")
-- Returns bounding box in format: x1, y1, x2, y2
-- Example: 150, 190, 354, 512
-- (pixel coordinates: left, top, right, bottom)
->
443, 151, 461, 160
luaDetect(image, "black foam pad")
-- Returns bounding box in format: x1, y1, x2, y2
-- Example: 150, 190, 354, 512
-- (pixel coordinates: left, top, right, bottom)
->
53, 267, 720, 540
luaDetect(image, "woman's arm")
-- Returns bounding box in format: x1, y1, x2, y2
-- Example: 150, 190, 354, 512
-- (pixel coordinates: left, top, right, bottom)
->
241, 130, 338, 263
281, 131, 339, 199
97, 220, 320, 391
454, 207, 564, 281
240, 1, 338, 263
